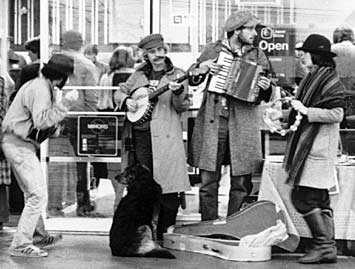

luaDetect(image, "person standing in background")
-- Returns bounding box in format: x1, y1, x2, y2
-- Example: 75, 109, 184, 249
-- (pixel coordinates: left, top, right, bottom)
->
61, 30, 99, 217
0, 75, 12, 231
98, 46, 135, 212
83, 44, 110, 193
13, 37, 41, 94
83, 44, 109, 82
331, 24, 355, 128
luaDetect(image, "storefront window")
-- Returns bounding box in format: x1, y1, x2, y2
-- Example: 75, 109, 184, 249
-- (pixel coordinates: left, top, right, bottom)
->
5, 0, 355, 225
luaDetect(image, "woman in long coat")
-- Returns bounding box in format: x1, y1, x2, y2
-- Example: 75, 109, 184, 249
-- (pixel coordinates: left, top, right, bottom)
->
283, 34, 345, 264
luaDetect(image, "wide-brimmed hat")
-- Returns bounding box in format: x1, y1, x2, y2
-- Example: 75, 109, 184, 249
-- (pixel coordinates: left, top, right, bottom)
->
138, 34, 164, 50
43, 54, 74, 76
224, 10, 259, 32
296, 34, 336, 58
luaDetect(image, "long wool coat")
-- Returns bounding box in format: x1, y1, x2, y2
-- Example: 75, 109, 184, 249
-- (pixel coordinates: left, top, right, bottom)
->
188, 40, 272, 176
115, 58, 191, 194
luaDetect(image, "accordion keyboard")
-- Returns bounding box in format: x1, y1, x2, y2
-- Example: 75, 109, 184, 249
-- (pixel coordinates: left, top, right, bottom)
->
208, 50, 234, 94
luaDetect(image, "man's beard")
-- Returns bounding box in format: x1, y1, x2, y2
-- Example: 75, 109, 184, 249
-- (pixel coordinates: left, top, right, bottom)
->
237, 35, 253, 46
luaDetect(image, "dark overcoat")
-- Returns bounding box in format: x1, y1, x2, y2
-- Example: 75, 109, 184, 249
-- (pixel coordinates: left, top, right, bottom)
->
188, 40, 272, 176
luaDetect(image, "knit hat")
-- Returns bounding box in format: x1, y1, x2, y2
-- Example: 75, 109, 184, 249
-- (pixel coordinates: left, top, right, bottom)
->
296, 34, 336, 58
224, 11, 259, 32
43, 54, 74, 76
138, 34, 164, 50
61, 30, 83, 51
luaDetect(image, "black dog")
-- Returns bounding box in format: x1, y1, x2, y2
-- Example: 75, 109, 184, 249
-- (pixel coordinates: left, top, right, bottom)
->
109, 164, 175, 259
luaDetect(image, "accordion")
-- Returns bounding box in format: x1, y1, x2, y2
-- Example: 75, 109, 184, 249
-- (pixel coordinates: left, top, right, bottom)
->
208, 49, 264, 103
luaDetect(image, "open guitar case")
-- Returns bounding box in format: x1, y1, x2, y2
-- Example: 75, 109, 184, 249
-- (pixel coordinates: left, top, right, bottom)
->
163, 200, 299, 261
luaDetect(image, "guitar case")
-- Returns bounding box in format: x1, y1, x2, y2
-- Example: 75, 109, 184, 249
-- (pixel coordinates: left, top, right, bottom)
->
170, 200, 285, 240
163, 233, 271, 261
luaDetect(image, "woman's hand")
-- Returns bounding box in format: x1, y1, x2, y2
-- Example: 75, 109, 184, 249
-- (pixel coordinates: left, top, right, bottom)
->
257, 76, 271, 90
291, 100, 308, 115
126, 98, 138, 112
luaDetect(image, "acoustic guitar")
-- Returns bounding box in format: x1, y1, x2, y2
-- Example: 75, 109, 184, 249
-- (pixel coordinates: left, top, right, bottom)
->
126, 73, 189, 125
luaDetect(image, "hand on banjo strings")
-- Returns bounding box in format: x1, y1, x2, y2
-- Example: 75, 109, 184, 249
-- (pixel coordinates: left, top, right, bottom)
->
168, 81, 183, 92
126, 98, 138, 112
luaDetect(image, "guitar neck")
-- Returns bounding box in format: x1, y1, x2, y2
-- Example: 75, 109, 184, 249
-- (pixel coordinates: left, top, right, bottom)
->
149, 74, 188, 100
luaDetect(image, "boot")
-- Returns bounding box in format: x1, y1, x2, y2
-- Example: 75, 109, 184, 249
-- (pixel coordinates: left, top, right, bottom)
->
298, 208, 337, 264
321, 209, 337, 262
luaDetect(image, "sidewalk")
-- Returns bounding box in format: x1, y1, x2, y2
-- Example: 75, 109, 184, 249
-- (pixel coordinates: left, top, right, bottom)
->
1, 227, 355, 269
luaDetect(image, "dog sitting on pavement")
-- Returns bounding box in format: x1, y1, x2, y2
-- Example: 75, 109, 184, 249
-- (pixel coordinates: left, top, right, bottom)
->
109, 163, 175, 259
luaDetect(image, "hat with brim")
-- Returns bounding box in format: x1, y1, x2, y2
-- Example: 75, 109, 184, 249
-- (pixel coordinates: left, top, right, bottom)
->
138, 34, 165, 51
224, 10, 260, 32
43, 54, 74, 77
296, 34, 336, 58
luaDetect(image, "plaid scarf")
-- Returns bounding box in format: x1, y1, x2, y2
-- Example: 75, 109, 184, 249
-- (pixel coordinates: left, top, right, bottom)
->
283, 66, 345, 185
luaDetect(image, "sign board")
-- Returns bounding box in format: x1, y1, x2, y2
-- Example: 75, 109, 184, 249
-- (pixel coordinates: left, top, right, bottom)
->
77, 116, 119, 156
255, 25, 296, 86
172, 13, 196, 27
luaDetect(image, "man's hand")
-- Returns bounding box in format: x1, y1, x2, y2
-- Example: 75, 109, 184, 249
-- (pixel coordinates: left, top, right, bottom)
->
126, 98, 138, 112
64, 90, 79, 102
257, 76, 271, 90
198, 58, 221, 75
169, 81, 183, 93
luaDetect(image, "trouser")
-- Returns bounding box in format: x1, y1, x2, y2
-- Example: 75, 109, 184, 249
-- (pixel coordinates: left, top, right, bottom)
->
133, 128, 180, 239
0, 185, 9, 223
199, 117, 253, 221
69, 132, 90, 210
2, 134, 49, 248
291, 186, 331, 214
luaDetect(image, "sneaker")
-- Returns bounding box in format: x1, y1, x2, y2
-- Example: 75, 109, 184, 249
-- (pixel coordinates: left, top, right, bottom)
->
34, 234, 63, 249
9, 245, 48, 257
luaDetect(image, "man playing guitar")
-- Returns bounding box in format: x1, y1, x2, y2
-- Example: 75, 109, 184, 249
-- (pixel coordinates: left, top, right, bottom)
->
114, 33, 191, 241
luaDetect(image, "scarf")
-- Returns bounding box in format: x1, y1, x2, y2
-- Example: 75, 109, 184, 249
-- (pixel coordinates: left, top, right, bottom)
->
283, 66, 345, 185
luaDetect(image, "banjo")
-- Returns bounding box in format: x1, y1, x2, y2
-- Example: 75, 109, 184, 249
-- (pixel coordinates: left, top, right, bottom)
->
126, 73, 189, 125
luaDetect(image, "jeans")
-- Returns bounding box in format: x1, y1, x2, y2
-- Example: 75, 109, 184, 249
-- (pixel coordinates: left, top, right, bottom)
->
199, 117, 253, 221
2, 134, 49, 249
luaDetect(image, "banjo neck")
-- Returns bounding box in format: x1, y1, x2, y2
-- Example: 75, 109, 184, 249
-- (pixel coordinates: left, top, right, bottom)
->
148, 73, 189, 100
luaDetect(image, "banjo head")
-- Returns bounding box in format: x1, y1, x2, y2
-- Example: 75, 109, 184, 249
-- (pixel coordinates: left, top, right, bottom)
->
127, 87, 150, 123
